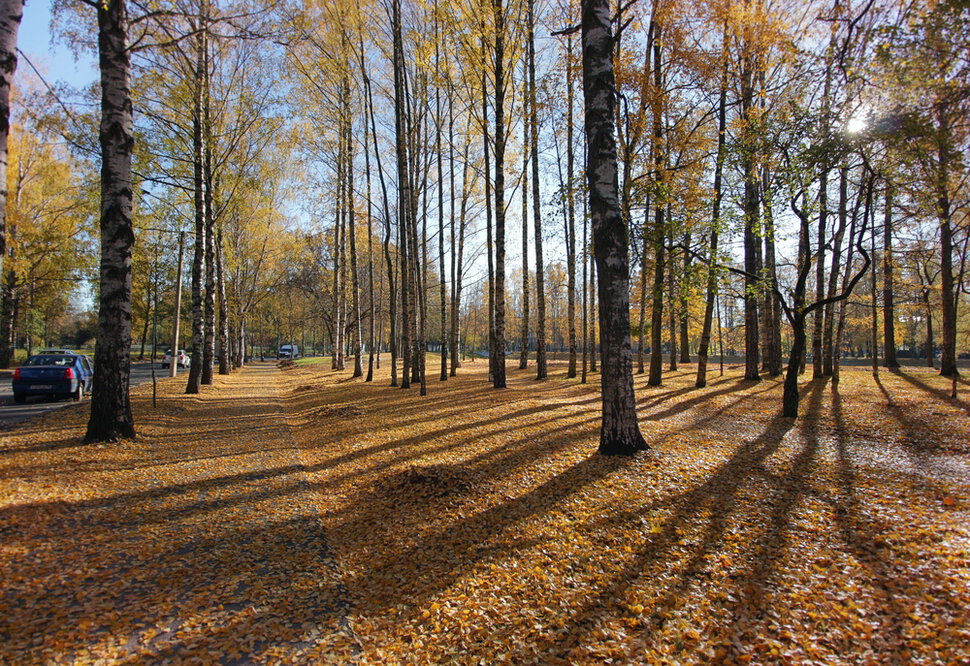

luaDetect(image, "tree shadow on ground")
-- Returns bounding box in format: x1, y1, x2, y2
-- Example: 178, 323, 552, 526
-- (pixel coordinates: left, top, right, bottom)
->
888, 367, 970, 416
499, 383, 821, 661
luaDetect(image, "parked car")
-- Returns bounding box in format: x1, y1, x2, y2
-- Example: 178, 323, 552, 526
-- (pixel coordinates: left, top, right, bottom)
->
278, 344, 299, 359
162, 349, 191, 368
12, 352, 94, 403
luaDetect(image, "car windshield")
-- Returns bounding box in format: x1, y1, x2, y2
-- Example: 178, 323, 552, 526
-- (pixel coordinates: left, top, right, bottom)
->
25, 355, 75, 367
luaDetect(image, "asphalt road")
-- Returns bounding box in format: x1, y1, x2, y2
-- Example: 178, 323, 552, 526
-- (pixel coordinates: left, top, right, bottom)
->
0, 362, 171, 429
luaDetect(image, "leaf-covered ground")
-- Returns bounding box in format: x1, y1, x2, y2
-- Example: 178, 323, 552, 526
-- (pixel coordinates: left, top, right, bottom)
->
1, 359, 967, 664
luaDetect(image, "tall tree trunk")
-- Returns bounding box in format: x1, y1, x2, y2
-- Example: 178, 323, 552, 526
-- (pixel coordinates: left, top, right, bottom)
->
86, 0, 136, 442
923, 286, 935, 368
332, 137, 344, 370
667, 240, 677, 371
938, 152, 957, 378
646, 17, 664, 387
492, 0, 507, 389
589, 246, 597, 372
697, 26, 728, 388
679, 232, 690, 364
0, 0, 22, 290
528, 0, 547, 380
392, 0, 411, 389
417, 109, 428, 396
185, 21, 206, 396
201, 20, 215, 385
451, 129, 470, 377
833, 171, 865, 385
823, 166, 848, 376
217, 229, 230, 375
0, 269, 16, 367
882, 183, 898, 368
582, 180, 589, 384
481, 35, 495, 384
813, 167, 828, 379
647, 209, 664, 385
864, 174, 877, 375
565, 33, 578, 379
363, 56, 395, 385
519, 79, 530, 370
740, 57, 760, 382
581, 0, 647, 455
363, 68, 376, 382
346, 93, 364, 379
762, 166, 781, 376
436, 41, 448, 382
636, 205, 650, 374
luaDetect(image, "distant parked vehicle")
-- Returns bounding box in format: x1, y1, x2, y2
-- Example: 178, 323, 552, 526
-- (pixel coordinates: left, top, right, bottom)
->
162, 349, 191, 369
278, 344, 299, 359
12, 352, 94, 403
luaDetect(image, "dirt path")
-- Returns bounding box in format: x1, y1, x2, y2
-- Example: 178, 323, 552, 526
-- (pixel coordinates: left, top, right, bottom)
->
0, 363, 359, 663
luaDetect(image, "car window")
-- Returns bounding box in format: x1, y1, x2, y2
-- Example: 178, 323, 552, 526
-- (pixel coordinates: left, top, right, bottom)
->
81, 356, 93, 372
25, 355, 74, 366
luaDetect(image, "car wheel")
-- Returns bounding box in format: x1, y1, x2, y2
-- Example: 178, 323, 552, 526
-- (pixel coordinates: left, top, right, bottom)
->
73, 384, 84, 402
13, 393, 25, 404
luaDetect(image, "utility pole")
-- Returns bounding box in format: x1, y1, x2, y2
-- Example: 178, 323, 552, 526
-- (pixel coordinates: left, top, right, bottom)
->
170, 230, 185, 378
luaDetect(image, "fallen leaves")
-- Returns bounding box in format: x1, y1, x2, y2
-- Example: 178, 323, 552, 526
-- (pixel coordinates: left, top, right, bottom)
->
0, 361, 968, 664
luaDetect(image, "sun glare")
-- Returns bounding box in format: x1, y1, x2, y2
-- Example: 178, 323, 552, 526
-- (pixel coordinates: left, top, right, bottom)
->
846, 116, 868, 134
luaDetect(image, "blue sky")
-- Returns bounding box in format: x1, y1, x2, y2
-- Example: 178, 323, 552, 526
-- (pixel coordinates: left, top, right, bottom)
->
19, 0, 96, 89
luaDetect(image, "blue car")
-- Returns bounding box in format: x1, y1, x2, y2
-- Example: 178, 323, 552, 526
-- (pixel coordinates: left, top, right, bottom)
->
11, 353, 94, 404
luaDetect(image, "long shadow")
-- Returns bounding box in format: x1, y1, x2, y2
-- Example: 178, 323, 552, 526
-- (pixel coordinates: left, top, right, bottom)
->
507, 382, 823, 661
635, 374, 740, 411
326, 445, 630, 621
0, 436, 92, 457
643, 380, 780, 424
0, 513, 361, 662
889, 367, 970, 416
827, 386, 913, 649
0, 393, 599, 543
873, 375, 970, 476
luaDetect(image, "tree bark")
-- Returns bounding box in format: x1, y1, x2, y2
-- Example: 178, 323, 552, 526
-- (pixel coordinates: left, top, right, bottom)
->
679, 233, 690, 364
0, 0, 23, 288
528, 0, 547, 380
392, 0, 411, 389
823, 166, 848, 376
667, 239, 677, 371
882, 183, 898, 368
217, 229, 230, 375
740, 57, 760, 382
696, 28, 728, 389
363, 67, 376, 382
761, 165, 781, 376
565, 33, 578, 379
86, 0, 136, 442
519, 84, 530, 370
491, 0, 507, 389
581, 0, 647, 455
936, 109, 958, 377
185, 17, 207, 394
647, 18, 664, 387
436, 24, 448, 382
201, 17, 215, 385
451, 131, 471, 377
363, 60, 395, 385
346, 92, 364, 379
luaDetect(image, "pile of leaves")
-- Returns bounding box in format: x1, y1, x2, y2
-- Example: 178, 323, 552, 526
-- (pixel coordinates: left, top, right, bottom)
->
0, 359, 967, 664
